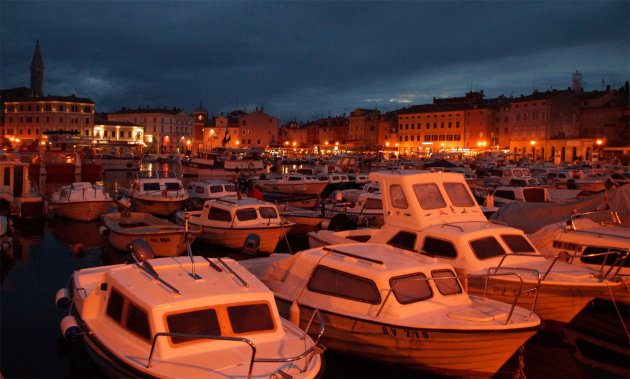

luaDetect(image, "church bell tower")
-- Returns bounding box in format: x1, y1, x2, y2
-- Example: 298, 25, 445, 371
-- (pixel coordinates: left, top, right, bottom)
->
30, 40, 44, 97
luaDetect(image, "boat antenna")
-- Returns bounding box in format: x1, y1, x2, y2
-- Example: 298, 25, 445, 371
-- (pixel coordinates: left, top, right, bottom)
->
184, 212, 201, 280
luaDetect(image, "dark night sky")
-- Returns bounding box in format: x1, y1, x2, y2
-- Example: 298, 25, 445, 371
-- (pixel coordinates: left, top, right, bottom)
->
1, 1, 628, 123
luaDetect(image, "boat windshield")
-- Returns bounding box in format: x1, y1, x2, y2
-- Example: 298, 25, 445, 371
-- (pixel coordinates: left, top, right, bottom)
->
390, 273, 433, 304
442, 182, 475, 207
469, 236, 506, 260
431, 270, 463, 295
167, 308, 221, 344
500, 234, 537, 254
258, 207, 278, 219
164, 182, 181, 191
412, 183, 446, 210
236, 208, 258, 221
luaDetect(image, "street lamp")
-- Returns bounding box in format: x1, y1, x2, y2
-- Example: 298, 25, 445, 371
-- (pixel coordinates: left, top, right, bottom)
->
530, 140, 536, 145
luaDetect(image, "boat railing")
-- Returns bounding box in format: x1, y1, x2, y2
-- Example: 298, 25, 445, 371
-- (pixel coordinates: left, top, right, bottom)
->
146, 331, 325, 378
375, 271, 532, 324
66, 184, 104, 200
217, 257, 249, 288
566, 210, 622, 230
560, 249, 630, 282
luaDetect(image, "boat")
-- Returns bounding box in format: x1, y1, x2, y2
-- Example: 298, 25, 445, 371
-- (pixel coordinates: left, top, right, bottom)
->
489, 186, 553, 207
175, 197, 294, 254
180, 149, 265, 179
101, 211, 200, 257
308, 170, 621, 325
186, 180, 237, 209
118, 170, 189, 216
333, 180, 381, 202
48, 182, 113, 222
0, 153, 44, 218
241, 243, 542, 378
528, 210, 630, 304
55, 239, 324, 378
255, 173, 328, 196
323, 191, 384, 227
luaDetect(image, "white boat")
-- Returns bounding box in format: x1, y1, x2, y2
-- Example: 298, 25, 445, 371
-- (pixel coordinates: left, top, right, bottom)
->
49, 182, 113, 222
181, 149, 265, 179
187, 180, 237, 201
175, 197, 294, 254
118, 170, 189, 216
0, 153, 44, 218
55, 240, 324, 378
333, 180, 381, 202
490, 186, 552, 207
308, 171, 621, 325
528, 210, 630, 304
255, 173, 328, 195
241, 243, 542, 378
101, 211, 200, 257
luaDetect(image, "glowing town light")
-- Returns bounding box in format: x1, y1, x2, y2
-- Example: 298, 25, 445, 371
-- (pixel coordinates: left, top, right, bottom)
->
325, 141, 329, 145
596, 139, 603, 145
530, 140, 536, 145
285, 141, 289, 145
292, 141, 297, 146
385, 142, 390, 147
335, 142, 339, 146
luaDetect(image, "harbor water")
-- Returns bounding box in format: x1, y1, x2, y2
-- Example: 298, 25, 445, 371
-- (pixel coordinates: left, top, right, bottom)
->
1, 164, 628, 378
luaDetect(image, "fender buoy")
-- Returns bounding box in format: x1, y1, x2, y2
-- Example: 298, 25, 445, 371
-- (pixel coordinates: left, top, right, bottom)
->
73, 243, 86, 254
55, 288, 72, 308
60, 315, 80, 340
162, 190, 168, 197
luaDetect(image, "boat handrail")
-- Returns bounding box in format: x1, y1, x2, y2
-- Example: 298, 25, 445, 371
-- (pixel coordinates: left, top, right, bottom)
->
217, 257, 249, 288
133, 262, 181, 295
566, 210, 622, 229
560, 249, 630, 282
146, 331, 324, 378
375, 272, 532, 324
202, 256, 223, 272
322, 246, 384, 265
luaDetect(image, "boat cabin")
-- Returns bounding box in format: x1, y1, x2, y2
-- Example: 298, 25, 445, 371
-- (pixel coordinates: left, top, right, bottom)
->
187, 180, 237, 200
495, 167, 535, 186
195, 197, 284, 228
0, 154, 43, 218
490, 186, 551, 207
131, 170, 185, 193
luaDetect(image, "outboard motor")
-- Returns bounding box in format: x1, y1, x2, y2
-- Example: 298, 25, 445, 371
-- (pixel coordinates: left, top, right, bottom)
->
242, 233, 261, 257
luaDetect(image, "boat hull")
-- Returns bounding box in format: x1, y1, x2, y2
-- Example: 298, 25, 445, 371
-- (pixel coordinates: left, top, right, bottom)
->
278, 300, 538, 378
103, 214, 197, 256
130, 197, 188, 216
51, 200, 112, 222
256, 182, 328, 195
197, 225, 290, 253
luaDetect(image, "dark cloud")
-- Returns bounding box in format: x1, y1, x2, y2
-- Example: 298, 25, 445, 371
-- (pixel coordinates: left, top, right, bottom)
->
1, 1, 628, 122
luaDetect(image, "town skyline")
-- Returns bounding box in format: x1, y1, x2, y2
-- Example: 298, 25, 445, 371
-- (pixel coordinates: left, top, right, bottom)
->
2, 1, 628, 123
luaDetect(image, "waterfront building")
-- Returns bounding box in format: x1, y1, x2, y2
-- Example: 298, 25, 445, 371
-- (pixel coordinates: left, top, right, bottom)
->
348, 109, 380, 150
193, 110, 240, 152
107, 107, 193, 154
3, 95, 95, 146
92, 120, 144, 147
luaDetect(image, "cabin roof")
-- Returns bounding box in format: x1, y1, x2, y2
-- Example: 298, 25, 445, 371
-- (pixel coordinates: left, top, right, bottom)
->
208, 197, 272, 208
106, 257, 272, 309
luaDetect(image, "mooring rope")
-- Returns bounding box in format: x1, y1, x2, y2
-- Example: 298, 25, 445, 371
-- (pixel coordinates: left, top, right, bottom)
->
607, 284, 630, 340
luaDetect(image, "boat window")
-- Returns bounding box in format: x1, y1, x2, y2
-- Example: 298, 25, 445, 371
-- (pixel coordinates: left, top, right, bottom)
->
470, 236, 506, 260
236, 208, 258, 221
493, 190, 515, 200
3, 167, 10, 186
143, 183, 161, 191
308, 266, 381, 304
228, 303, 275, 334
225, 184, 236, 192
125, 302, 151, 341
106, 288, 125, 323
513, 170, 523, 178
166, 309, 221, 344
194, 186, 205, 194
387, 231, 416, 250
332, 176, 339, 181
390, 273, 432, 304
165, 182, 181, 191
208, 207, 232, 222
431, 270, 462, 295
522, 188, 546, 202
422, 237, 457, 258
258, 207, 278, 219
210, 185, 223, 193
288, 176, 302, 181
413, 183, 446, 209
363, 198, 382, 210
501, 234, 536, 253
443, 182, 475, 207
580, 246, 630, 268
389, 185, 408, 209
